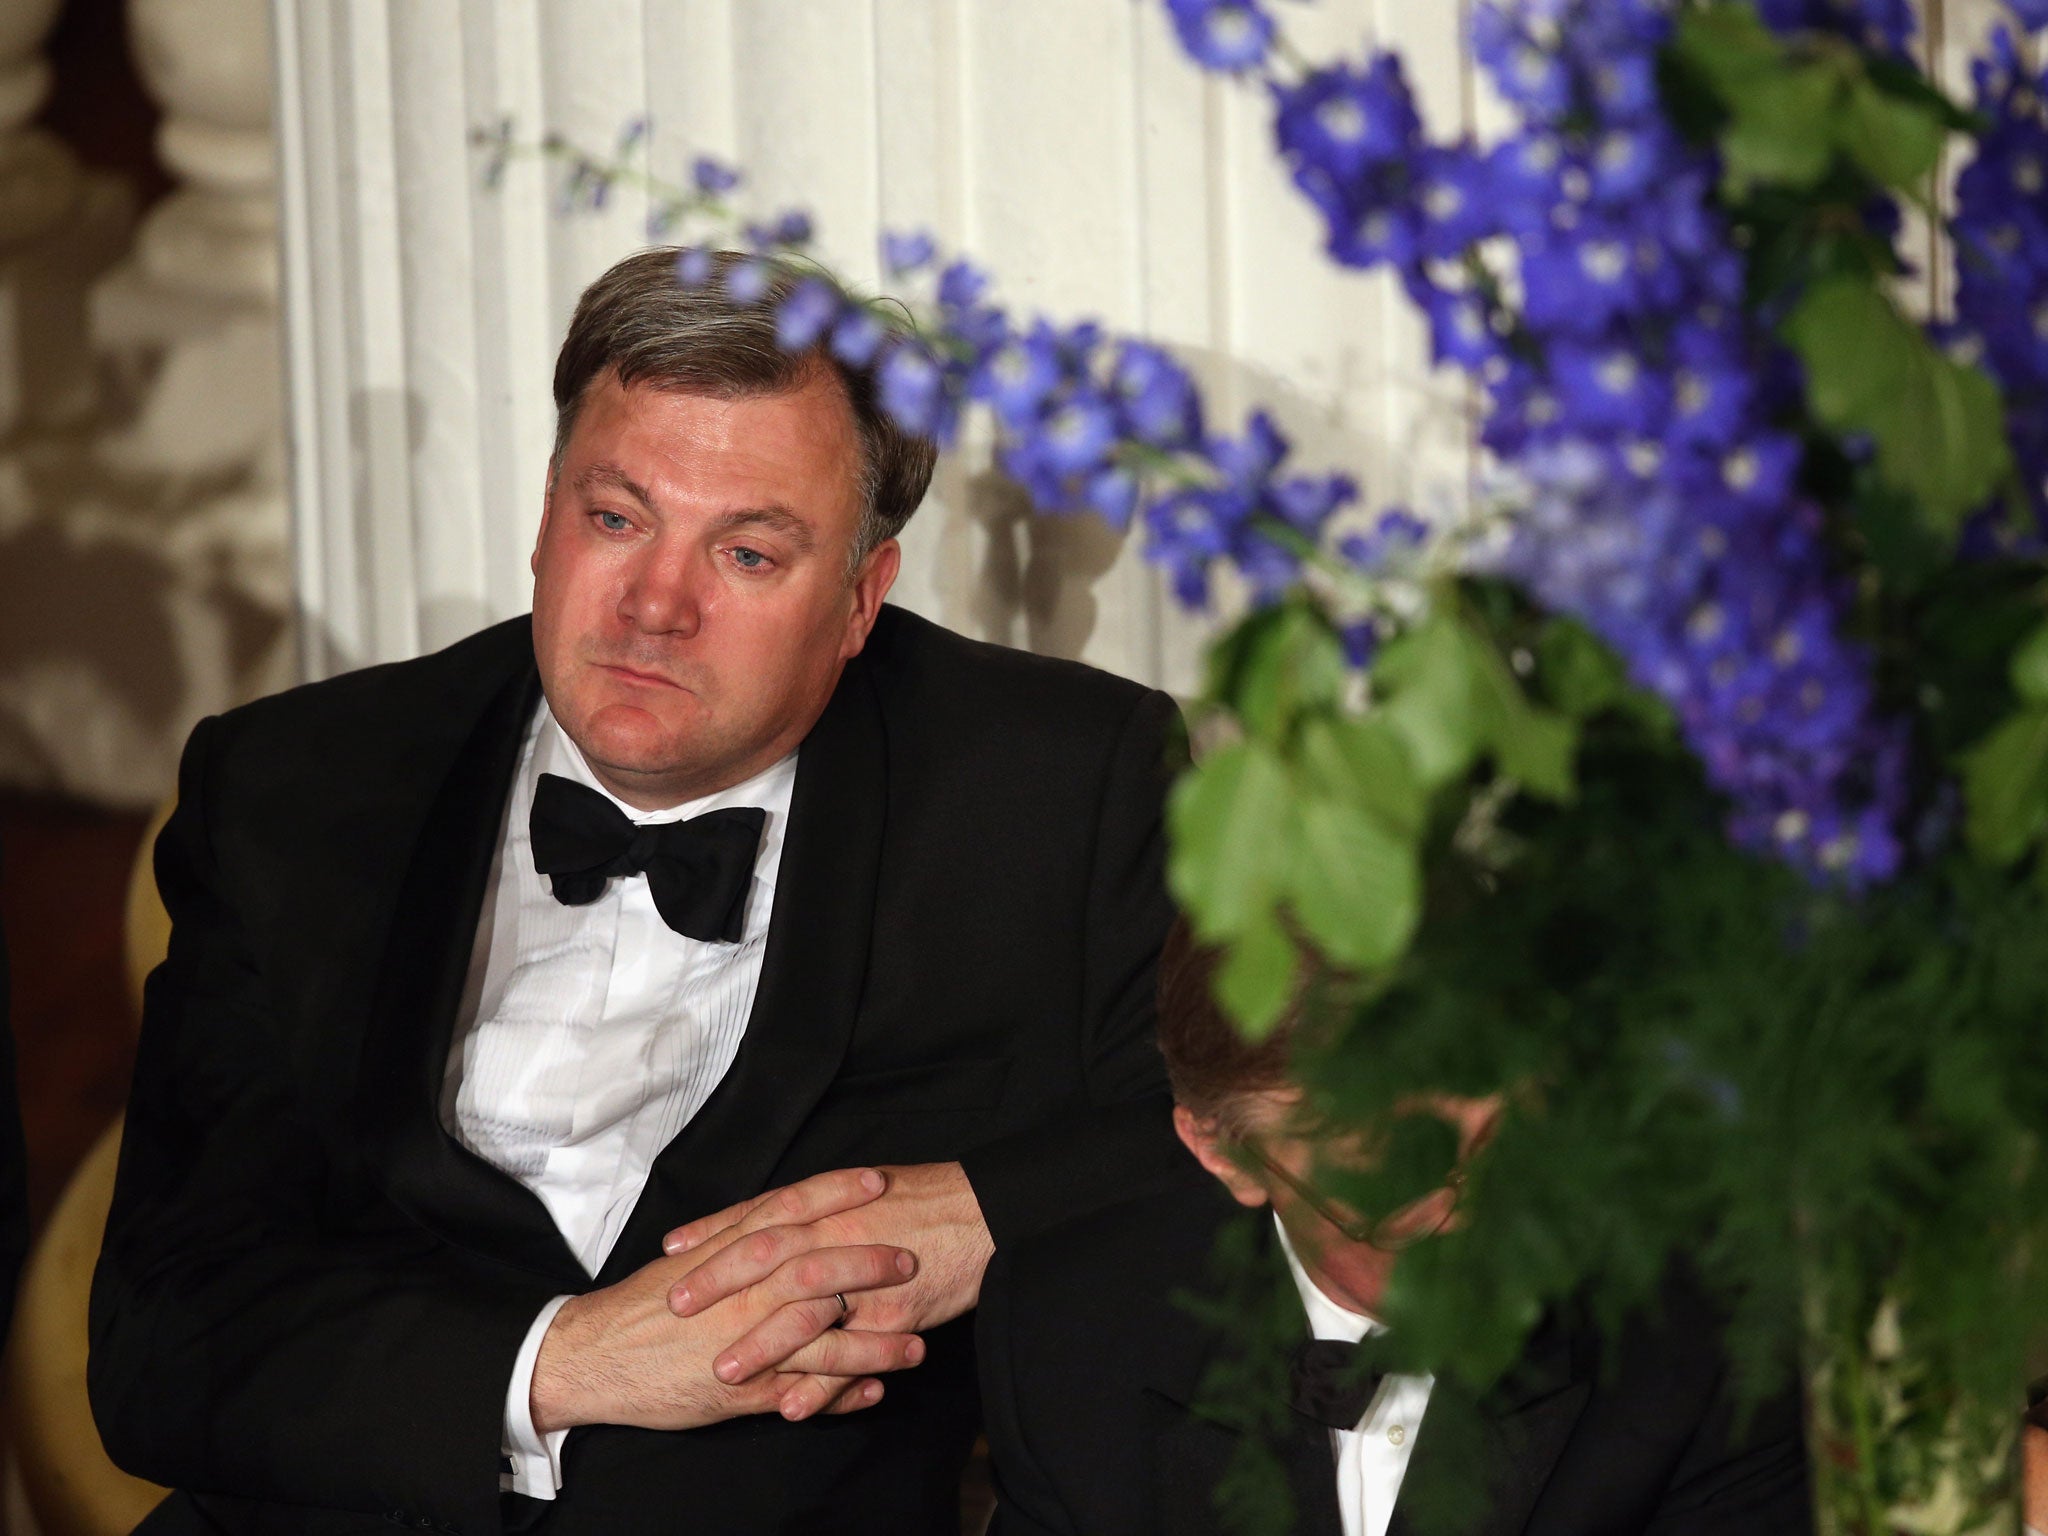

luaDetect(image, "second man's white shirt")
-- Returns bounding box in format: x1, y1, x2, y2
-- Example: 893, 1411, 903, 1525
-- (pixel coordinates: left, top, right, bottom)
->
440, 701, 796, 1497
1277, 1219, 1435, 1536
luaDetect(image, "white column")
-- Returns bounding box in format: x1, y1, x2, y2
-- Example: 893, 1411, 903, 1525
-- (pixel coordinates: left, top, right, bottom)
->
0, 0, 112, 438
269, 0, 1500, 691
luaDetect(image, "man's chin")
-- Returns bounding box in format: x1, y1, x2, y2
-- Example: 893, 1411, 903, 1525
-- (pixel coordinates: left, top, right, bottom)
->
567, 703, 708, 779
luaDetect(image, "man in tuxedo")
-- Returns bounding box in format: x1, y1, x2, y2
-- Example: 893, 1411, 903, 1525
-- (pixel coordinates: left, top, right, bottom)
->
976, 924, 1815, 1536
89, 247, 1186, 1536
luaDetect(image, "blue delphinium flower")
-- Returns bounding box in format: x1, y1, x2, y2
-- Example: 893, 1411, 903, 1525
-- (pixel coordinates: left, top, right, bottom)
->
1459, 0, 1910, 884
775, 279, 842, 351
691, 156, 741, 196
882, 230, 937, 276
1950, 23, 2048, 544
1755, 0, 1916, 53
878, 342, 948, 440
1270, 53, 1429, 282
1164, 0, 1276, 73
675, 246, 716, 290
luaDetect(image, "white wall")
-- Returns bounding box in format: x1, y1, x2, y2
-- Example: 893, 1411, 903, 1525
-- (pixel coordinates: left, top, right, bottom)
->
272, 0, 2006, 691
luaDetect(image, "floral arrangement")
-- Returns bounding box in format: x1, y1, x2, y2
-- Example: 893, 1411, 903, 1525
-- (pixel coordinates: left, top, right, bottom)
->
483, 1, 2048, 1528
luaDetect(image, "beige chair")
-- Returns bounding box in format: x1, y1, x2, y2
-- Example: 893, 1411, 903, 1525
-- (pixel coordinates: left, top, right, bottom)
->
6, 803, 172, 1535
8, 1123, 165, 1535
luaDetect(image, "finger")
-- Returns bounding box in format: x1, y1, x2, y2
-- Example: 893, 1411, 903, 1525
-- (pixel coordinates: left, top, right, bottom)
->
721, 1368, 807, 1420
672, 1221, 914, 1319
780, 1326, 925, 1381
784, 1374, 885, 1422
708, 1251, 919, 1381
671, 1223, 832, 1317
659, 1192, 770, 1259
663, 1167, 887, 1258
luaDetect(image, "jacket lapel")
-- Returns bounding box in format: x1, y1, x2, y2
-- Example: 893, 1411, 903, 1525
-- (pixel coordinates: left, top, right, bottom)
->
1145, 1211, 1347, 1536
597, 652, 887, 1281
358, 640, 586, 1287
1389, 1315, 1590, 1536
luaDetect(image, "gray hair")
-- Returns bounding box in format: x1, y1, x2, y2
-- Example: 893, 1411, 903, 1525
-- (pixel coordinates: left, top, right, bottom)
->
550, 247, 937, 566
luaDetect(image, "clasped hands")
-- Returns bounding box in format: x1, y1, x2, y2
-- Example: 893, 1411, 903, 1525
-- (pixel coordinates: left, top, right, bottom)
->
529, 1161, 993, 1434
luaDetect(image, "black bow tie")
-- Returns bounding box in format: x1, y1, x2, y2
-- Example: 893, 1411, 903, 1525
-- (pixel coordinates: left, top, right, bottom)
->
529, 772, 766, 943
1290, 1337, 1385, 1430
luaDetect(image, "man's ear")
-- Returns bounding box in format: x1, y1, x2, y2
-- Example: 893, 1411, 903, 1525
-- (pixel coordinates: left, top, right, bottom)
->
840, 538, 901, 659
1174, 1104, 1270, 1210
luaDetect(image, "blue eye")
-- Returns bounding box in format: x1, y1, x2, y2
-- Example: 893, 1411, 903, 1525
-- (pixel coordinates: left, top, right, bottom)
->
597, 511, 631, 531
731, 547, 767, 570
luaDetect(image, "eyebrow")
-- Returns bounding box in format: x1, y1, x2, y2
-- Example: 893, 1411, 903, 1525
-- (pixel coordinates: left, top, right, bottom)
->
571, 462, 656, 509
708, 506, 816, 555
571, 463, 818, 556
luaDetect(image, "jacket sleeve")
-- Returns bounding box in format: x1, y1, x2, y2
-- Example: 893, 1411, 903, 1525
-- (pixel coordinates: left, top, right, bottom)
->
960, 687, 1191, 1249
88, 714, 555, 1536
1640, 1330, 1813, 1536
976, 1248, 1083, 1536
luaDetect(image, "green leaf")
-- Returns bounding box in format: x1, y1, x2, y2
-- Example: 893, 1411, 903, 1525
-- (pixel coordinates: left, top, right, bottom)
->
1537, 620, 1628, 720
1722, 66, 1841, 191
1215, 910, 1298, 1038
1494, 705, 1578, 803
1295, 715, 1428, 842
2010, 622, 2048, 706
1166, 741, 1298, 940
1372, 613, 1486, 790
1784, 276, 2013, 538
1960, 708, 2048, 865
1672, 3, 1784, 97
1208, 601, 1347, 743
1841, 77, 1946, 191
1287, 797, 1422, 971
1462, 624, 1578, 802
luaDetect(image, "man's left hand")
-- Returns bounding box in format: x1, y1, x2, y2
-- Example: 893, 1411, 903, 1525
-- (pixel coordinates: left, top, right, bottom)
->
660, 1162, 995, 1418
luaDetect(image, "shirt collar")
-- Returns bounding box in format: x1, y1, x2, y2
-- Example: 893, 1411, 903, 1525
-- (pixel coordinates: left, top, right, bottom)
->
1275, 1213, 1385, 1345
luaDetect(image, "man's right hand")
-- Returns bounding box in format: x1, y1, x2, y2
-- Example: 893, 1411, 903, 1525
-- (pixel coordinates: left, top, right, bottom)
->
530, 1171, 927, 1432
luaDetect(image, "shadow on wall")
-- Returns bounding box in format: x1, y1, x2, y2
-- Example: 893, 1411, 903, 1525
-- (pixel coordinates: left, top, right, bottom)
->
916, 333, 1475, 677
0, 438, 290, 809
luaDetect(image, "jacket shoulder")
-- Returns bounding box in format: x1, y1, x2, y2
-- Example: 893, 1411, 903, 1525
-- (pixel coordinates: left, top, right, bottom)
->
863, 605, 1170, 736
204, 616, 533, 756
985, 1170, 1242, 1348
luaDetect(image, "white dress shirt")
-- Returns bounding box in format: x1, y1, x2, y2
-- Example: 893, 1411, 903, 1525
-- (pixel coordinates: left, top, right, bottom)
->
439, 701, 795, 1497
1277, 1219, 1435, 1536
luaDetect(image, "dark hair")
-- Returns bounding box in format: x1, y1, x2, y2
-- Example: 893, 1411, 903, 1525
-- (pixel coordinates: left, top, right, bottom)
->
1155, 917, 1300, 1137
551, 247, 938, 564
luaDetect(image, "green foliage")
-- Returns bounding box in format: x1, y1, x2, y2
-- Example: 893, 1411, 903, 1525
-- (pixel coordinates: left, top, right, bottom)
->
1668, 4, 2015, 546
1784, 278, 2013, 540
1372, 607, 1578, 801
1961, 703, 2048, 867
1167, 596, 1579, 1035
1671, 4, 1956, 197
1270, 731, 2048, 1438
1957, 611, 2048, 868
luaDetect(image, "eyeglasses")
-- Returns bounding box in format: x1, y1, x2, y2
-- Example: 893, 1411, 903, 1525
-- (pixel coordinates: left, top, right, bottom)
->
1238, 1141, 1467, 1253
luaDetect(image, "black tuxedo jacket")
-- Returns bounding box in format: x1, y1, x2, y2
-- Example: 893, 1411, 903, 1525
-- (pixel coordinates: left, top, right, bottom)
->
977, 1175, 1813, 1536
89, 607, 1189, 1536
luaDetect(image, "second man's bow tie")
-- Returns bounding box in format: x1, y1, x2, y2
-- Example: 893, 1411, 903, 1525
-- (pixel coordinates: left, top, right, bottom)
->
529, 772, 766, 943
1290, 1337, 1386, 1430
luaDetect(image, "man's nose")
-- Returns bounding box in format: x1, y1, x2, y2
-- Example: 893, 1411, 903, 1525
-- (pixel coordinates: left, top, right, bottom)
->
617, 545, 707, 636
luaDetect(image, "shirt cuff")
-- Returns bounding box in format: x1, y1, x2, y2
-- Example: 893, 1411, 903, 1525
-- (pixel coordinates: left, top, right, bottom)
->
501, 1295, 574, 1498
